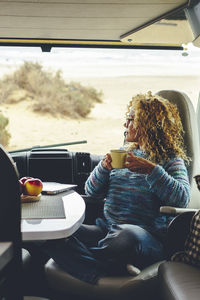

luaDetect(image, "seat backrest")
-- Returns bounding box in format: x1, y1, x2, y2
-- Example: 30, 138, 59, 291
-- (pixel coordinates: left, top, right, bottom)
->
196, 92, 200, 145
156, 90, 199, 186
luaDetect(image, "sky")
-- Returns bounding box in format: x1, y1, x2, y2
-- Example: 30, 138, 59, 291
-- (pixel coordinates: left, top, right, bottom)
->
0, 43, 200, 78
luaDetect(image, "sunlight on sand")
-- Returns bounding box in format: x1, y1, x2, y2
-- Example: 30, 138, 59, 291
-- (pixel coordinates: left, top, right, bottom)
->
1, 75, 200, 155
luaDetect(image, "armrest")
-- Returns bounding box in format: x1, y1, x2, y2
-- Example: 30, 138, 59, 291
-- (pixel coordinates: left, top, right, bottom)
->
160, 206, 198, 215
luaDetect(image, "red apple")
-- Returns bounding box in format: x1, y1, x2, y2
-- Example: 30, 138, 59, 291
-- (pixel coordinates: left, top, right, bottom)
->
20, 176, 33, 185
19, 177, 33, 194
24, 178, 43, 196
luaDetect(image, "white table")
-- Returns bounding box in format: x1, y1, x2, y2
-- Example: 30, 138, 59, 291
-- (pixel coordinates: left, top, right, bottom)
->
21, 191, 85, 241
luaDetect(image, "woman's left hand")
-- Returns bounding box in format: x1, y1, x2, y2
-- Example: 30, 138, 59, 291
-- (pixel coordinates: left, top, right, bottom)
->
125, 152, 156, 174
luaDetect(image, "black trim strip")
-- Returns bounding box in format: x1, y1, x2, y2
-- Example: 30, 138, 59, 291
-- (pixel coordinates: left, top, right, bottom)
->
0, 40, 183, 51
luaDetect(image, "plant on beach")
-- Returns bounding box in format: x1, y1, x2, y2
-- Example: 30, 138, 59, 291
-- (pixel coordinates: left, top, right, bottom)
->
0, 61, 103, 118
0, 113, 11, 147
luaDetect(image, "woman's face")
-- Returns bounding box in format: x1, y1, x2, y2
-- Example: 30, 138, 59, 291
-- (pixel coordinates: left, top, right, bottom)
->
124, 115, 140, 143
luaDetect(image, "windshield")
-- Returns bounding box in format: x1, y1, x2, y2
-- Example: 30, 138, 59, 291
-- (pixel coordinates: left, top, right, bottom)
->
0, 44, 200, 155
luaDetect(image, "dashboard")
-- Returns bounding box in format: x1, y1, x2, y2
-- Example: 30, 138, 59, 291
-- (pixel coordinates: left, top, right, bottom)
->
11, 148, 102, 195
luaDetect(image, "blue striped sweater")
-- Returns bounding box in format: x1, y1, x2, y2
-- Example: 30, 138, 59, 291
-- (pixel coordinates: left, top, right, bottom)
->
85, 149, 191, 241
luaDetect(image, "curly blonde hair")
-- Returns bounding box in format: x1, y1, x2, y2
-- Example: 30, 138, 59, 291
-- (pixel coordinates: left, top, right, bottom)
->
125, 91, 189, 164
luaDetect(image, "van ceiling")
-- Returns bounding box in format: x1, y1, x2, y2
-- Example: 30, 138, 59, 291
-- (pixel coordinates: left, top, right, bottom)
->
0, 0, 190, 47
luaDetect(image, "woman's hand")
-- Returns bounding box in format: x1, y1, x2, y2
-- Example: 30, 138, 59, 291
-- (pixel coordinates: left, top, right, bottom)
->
125, 152, 156, 174
102, 153, 113, 170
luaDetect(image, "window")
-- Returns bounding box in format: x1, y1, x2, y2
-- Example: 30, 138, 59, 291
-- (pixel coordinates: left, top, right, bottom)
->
0, 45, 200, 155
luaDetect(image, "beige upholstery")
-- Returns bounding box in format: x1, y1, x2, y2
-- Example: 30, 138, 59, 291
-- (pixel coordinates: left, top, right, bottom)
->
22, 248, 32, 271
157, 212, 200, 300
45, 259, 163, 300
197, 92, 200, 145
44, 90, 198, 300
157, 90, 200, 209
156, 90, 198, 183
158, 261, 200, 300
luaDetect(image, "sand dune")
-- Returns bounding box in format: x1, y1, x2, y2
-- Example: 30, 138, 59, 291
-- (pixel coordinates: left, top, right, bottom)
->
1, 75, 200, 155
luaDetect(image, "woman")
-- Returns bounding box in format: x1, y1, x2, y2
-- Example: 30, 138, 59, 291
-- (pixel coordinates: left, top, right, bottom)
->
40, 91, 190, 284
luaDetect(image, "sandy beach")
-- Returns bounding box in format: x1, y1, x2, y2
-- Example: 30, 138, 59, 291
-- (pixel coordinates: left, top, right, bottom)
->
1, 75, 200, 155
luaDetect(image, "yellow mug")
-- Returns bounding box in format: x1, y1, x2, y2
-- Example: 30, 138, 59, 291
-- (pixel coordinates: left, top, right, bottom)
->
110, 150, 127, 169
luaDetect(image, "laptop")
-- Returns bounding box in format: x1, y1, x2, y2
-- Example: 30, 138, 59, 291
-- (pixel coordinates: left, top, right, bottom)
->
42, 182, 77, 195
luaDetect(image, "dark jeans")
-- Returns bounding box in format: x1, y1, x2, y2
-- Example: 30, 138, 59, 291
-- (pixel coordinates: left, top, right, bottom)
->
37, 220, 165, 284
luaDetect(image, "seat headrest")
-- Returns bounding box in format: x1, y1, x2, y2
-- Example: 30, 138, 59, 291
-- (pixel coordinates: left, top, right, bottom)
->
156, 90, 196, 184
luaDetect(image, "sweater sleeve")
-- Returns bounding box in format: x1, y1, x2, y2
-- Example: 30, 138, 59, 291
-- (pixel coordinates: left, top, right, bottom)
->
85, 161, 110, 199
146, 157, 190, 207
